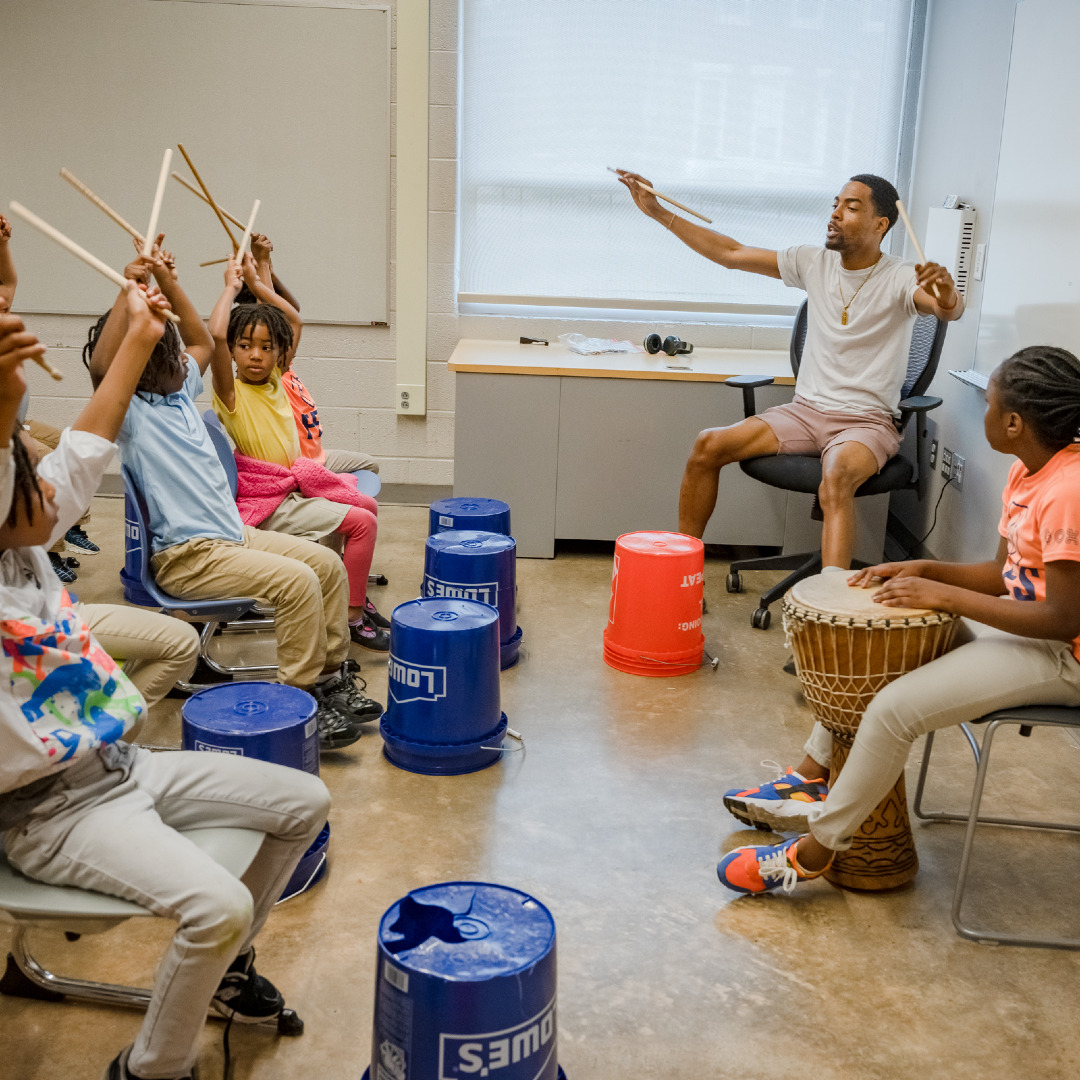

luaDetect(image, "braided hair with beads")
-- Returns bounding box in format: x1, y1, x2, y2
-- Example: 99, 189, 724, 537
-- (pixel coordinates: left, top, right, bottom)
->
7, 419, 44, 529
996, 345, 1080, 450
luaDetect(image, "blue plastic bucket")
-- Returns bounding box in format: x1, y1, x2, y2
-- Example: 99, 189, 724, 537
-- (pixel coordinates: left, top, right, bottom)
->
181, 682, 328, 900
120, 489, 157, 608
429, 497, 511, 538
422, 531, 522, 670
364, 882, 564, 1080
381, 598, 506, 775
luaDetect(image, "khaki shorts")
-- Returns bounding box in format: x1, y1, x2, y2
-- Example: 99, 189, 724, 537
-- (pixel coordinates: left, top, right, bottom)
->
757, 396, 901, 471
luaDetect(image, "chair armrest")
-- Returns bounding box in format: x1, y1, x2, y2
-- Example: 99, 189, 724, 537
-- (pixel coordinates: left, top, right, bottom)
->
724, 375, 776, 418
898, 395, 943, 414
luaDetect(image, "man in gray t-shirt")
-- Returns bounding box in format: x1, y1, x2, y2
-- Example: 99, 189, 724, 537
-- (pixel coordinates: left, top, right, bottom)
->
618, 172, 963, 570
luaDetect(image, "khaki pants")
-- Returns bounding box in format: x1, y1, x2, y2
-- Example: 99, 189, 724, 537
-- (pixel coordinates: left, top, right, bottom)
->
152, 526, 349, 688
81, 603, 199, 709
805, 624, 1080, 850
324, 446, 379, 474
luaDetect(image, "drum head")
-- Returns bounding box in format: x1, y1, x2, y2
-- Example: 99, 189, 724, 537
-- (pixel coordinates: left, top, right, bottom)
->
787, 571, 942, 621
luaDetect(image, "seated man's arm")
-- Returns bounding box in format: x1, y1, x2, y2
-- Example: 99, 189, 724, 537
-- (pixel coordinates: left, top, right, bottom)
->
913, 260, 964, 322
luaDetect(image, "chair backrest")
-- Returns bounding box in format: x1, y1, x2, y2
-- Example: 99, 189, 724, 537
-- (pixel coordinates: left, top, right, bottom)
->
121, 466, 178, 608
201, 411, 239, 497
788, 298, 948, 426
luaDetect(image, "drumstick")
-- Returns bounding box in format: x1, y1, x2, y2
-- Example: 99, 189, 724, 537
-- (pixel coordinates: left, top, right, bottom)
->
172, 172, 246, 230
59, 168, 145, 244
8, 202, 180, 326
608, 167, 713, 224
142, 148, 172, 258
176, 144, 238, 251
234, 199, 261, 265
894, 199, 943, 301
200, 256, 230, 267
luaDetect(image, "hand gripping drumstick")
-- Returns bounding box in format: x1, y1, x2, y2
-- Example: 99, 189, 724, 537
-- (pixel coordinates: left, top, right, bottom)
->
894, 199, 943, 301
176, 144, 238, 251
142, 149, 173, 258
608, 167, 713, 224
60, 168, 145, 245
9, 201, 181, 326
172, 173, 247, 231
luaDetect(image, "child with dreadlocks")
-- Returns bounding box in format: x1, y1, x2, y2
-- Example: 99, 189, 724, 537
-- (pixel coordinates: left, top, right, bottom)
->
85, 240, 381, 750
208, 253, 388, 650
717, 344, 1080, 895
0, 292, 331, 1080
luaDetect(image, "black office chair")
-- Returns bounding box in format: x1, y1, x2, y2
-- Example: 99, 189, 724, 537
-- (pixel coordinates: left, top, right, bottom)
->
723, 300, 947, 628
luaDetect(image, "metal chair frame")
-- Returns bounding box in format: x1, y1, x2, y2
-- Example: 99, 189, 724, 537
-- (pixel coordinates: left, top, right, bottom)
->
913, 706, 1080, 949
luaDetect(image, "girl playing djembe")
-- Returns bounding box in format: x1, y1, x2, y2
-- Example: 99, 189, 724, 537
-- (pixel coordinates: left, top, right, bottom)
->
718, 345, 1080, 894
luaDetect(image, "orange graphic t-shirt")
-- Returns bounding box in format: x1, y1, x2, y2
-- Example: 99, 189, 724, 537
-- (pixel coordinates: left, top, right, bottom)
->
281, 369, 326, 464
999, 444, 1080, 661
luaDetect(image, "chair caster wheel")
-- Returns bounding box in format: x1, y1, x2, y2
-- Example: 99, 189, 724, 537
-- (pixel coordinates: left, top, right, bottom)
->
277, 1008, 304, 1036
751, 607, 771, 630
725, 572, 743, 593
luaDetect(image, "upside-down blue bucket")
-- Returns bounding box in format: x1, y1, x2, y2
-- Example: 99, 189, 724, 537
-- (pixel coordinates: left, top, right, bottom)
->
429, 497, 511, 538
380, 598, 506, 775
422, 530, 522, 670
181, 682, 329, 901
362, 882, 565, 1080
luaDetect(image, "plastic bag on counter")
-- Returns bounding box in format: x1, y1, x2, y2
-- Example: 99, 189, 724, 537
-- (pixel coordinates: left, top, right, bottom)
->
557, 333, 641, 356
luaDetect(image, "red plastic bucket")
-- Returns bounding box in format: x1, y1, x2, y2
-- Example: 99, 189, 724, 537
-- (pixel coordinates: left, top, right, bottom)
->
603, 531, 704, 676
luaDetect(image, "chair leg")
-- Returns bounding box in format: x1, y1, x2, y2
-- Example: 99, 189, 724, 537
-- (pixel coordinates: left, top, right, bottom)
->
913, 724, 981, 823
197, 620, 278, 680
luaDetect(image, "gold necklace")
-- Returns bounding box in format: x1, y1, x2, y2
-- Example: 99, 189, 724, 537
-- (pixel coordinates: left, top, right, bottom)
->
838, 255, 882, 325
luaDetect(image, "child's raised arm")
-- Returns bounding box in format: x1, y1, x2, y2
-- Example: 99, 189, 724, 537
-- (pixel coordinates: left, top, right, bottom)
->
240, 251, 302, 362
251, 233, 301, 314
85, 254, 157, 388
0, 215, 18, 314
145, 233, 214, 374
208, 256, 243, 411
73, 282, 170, 443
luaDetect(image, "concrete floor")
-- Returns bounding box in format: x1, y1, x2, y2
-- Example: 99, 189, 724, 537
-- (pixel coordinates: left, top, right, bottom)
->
2, 497, 1079, 1080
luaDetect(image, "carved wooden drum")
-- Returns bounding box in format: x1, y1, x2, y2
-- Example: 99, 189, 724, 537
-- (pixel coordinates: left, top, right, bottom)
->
782, 573, 958, 890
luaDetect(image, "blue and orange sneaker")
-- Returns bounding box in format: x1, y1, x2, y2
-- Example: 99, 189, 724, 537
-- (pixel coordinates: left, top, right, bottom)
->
723, 766, 828, 832
717, 837, 832, 895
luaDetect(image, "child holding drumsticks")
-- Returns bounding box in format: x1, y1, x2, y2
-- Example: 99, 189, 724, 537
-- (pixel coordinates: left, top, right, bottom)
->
209, 254, 388, 649
718, 345, 1080, 894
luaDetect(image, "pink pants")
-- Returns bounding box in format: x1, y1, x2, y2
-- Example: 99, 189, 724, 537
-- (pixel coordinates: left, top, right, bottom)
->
334, 501, 377, 607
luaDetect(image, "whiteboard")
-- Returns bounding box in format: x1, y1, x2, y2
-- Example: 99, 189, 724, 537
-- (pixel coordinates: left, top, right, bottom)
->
1, 0, 389, 324
973, 0, 1080, 374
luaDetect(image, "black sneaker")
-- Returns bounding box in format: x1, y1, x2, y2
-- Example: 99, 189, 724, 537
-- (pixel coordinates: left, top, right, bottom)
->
65, 525, 100, 554
364, 597, 391, 629
102, 1045, 197, 1079
350, 613, 390, 652
316, 660, 383, 722
212, 947, 284, 1024
49, 551, 77, 583
310, 691, 365, 750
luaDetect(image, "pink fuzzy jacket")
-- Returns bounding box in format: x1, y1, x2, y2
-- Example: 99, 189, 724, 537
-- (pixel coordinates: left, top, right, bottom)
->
233, 452, 378, 526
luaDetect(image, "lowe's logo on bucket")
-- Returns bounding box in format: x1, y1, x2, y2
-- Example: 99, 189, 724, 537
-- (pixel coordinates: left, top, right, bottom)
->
438, 997, 556, 1079
388, 656, 447, 704
424, 576, 499, 607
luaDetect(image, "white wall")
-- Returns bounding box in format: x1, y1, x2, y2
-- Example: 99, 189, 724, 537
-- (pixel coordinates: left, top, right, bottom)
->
891, 0, 1018, 561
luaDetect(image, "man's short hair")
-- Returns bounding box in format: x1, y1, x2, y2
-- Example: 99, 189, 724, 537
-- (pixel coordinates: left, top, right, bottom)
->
849, 174, 900, 233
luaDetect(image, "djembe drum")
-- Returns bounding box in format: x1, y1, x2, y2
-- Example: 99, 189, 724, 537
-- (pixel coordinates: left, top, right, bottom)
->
782, 573, 958, 890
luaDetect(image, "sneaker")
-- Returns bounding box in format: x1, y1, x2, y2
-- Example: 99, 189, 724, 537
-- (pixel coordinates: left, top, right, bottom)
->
316, 659, 383, 722
65, 524, 100, 554
717, 836, 832, 895
364, 597, 391, 629
49, 551, 77, 583
212, 947, 284, 1023
310, 693, 365, 750
103, 1045, 197, 1079
350, 613, 390, 652
723, 767, 828, 832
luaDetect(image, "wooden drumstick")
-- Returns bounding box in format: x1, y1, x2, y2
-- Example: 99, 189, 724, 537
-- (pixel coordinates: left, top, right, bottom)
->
200, 256, 230, 267
172, 172, 246, 230
234, 199, 261, 265
142, 148, 173, 258
9, 201, 181, 326
895, 199, 942, 300
59, 168, 145, 244
176, 144, 238, 251
608, 167, 713, 224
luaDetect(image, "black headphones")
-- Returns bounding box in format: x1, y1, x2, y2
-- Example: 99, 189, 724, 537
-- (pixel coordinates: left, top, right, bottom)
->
644, 333, 694, 357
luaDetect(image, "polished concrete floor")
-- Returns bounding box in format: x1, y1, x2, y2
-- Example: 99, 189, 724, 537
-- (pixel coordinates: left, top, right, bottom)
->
2, 498, 1079, 1080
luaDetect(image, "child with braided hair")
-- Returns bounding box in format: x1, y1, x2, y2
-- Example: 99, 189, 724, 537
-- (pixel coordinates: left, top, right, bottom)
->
718, 345, 1080, 894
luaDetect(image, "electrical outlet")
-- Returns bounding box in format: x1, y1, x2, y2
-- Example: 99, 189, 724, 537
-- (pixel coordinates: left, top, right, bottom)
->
929, 439, 938, 469
941, 447, 953, 480
952, 453, 965, 490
